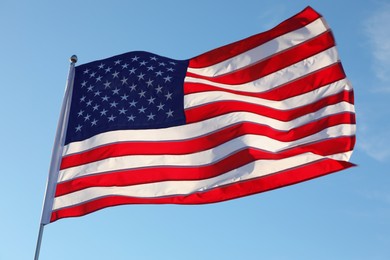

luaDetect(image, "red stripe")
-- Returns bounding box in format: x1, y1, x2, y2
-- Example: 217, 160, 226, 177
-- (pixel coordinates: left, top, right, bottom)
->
184, 63, 346, 100
60, 112, 355, 170
187, 32, 335, 85
51, 158, 354, 222
189, 6, 322, 68
56, 136, 355, 197
186, 90, 354, 124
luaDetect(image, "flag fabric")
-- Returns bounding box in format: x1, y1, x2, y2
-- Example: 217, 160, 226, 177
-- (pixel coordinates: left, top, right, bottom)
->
43, 6, 356, 223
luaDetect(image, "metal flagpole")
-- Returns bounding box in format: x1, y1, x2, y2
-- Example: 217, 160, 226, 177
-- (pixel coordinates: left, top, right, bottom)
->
34, 55, 78, 260
34, 224, 45, 260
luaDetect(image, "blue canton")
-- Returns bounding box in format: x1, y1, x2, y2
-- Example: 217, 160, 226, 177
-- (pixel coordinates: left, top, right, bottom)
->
65, 51, 189, 144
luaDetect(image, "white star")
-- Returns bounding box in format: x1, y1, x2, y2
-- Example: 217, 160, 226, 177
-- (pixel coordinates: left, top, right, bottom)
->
159, 62, 166, 66
147, 96, 156, 104
121, 63, 129, 69
84, 114, 91, 121
110, 101, 118, 108
94, 90, 101, 96
146, 79, 154, 87
87, 85, 94, 92
129, 100, 137, 107
112, 88, 120, 95
137, 72, 145, 81
80, 96, 86, 102
167, 67, 174, 72
164, 75, 172, 82
166, 109, 174, 117
89, 72, 96, 78
129, 84, 137, 91
83, 68, 90, 74
150, 56, 157, 61
165, 91, 173, 100
77, 110, 84, 117
98, 63, 105, 69
92, 104, 100, 111
86, 100, 93, 106
155, 70, 163, 76
121, 77, 128, 85
95, 75, 102, 82
91, 119, 98, 126
75, 124, 83, 132
112, 71, 120, 78
147, 112, 155, 120
108, 114, 116, 122
129, 67, 137, 74
127, 115, 136, 121
139, 60, 148, 66
155, 85, 163, 93
169, 61, 176, 65
138, 106, 147, 113
105, 67, 112, 73
131, 56, 139, 62
138, 90, 146, 98
81, 81, 88, 87
100, 109, 108, 116
157, 102, 165, 111
102, 95, 110, 102
114, 59, 122, 65
147, 65, 155, 71
121, 94, 129, 100
119, 108, 127, 114
103, 81, 111, 88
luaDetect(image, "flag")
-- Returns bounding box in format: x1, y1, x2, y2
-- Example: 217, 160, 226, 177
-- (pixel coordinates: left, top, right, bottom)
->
42, 6, 356, 223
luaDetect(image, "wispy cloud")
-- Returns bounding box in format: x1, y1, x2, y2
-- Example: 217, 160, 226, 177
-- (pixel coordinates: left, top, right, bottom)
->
257, 4, 287, 31
371, 191, 390, 204
357, 3, 390, 162
364, 3, 390, 91
358, 131, 390, 162
356, 101, 390, 162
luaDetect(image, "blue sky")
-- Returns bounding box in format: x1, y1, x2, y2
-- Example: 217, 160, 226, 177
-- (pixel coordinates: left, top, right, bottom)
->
1, 0, 390, 259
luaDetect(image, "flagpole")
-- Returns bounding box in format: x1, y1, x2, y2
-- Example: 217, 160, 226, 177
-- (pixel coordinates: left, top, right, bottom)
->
34, 55, 78, 260
34, 224, 45, 260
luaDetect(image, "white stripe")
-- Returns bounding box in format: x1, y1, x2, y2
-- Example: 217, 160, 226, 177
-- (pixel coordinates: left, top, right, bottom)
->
187, 18, 328, 77
63, 102, 355, 156
58, 124, 355, 182
184, 79, 351, 110
184, 47, 339, 92
53, 151, 349, 211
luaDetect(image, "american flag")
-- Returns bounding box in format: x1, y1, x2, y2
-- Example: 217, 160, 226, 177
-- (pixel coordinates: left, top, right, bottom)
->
43, 6, 356, 223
